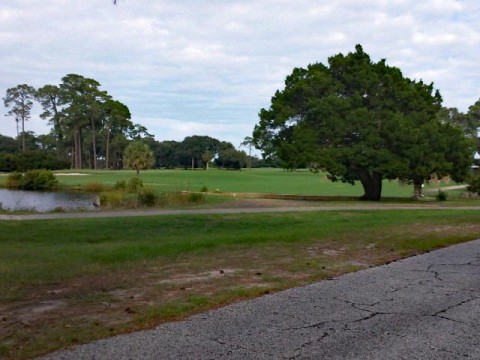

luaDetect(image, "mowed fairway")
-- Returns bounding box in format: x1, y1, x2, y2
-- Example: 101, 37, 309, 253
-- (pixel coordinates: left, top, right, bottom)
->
0, 168, 478, 359
51, 168, 448, 197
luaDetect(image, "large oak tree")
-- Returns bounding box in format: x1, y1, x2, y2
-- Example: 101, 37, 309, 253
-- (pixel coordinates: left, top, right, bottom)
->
253, 45, 472, 200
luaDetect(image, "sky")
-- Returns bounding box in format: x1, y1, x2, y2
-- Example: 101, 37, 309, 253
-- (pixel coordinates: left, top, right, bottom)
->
1, 0, 480, 149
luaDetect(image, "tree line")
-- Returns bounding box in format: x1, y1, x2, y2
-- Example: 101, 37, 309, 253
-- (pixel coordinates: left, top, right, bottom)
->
3, 74, 148, 170
3, 75, 266, 172
0, 129, 267, 172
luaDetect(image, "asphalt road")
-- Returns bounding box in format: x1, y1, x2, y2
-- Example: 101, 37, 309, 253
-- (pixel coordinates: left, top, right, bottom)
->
39, 238, 480, 360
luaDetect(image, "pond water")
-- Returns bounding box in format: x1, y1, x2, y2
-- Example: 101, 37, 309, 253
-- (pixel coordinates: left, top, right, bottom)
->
0, 189, 97, 212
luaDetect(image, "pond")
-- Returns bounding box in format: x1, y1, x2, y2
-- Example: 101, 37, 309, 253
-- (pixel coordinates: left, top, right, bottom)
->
0, 189, 98, 212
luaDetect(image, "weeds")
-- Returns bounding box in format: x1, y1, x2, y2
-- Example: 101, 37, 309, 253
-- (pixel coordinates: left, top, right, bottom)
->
99, 177, 205, 209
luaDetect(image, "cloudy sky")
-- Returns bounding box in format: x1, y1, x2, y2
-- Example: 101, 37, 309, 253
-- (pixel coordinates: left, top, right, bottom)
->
1, 0, 480, 148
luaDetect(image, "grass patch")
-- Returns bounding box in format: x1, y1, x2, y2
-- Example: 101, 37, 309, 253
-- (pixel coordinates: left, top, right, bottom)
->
40, 168, 451, 198
1, 209, 480, 358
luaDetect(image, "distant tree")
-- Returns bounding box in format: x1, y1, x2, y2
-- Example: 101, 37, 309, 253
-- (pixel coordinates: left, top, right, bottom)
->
253, 45, 469, 200
177, 136, 221, 170
3, 84, 36, 153
36, 85, 64, 156
466, 99, 480, 140
215, 148, 247, 170
156, 140, 180, 169
102, 100, 132, 169
437, 106, 477, 139
123, 141, 154, 175
240, 136, 255, 169
0, 134, 18, 153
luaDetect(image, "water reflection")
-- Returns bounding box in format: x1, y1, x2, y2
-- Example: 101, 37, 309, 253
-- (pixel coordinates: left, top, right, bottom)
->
0, 189, 97, 212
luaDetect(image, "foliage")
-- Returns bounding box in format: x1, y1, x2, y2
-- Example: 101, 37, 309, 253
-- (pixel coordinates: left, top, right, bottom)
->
98, 177, 206, 209
0, 134, 18, 153
4, 172, 23, 188
123, 141, 155, 175
113, 179, 127, 191
436, 190, 448, 201
137, 188, 158, 206
127, 177, 143, 193
187, 192, 206, 203
175, 135, 221, 169
0, 150, 69, 172
84, 182, 107, 192
467, 173, 480, 194
34, 74, 137, 170
5, 169, 59, 190
438, 101, 480, 140
3, 84, 36, 153
253, 45, 472, 201
215, 147, 247, 169
99, 190, 129, 208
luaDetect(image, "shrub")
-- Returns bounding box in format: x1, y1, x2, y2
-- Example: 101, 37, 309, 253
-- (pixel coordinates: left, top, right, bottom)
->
200, 185, 208, 193
127, 177, 143, 193
0, 151, 69, 172
99, 190, 129, 208
114, 180, 127, 191
436, 190, 448, 201
138, 188, 158, 207
467, 173, 480, 194
6, 170, 59, 190
5, 172, 23, 189
188, 192, 205, 204
84, 182, 106, 192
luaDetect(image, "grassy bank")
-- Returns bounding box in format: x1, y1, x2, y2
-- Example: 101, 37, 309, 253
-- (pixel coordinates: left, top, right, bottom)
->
1, 209, 480, 359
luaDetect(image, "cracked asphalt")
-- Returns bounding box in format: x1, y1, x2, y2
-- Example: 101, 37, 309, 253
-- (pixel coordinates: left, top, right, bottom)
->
40, 239, 480, 360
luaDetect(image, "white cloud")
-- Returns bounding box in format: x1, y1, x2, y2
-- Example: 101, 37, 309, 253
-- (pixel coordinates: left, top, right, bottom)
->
1, 0, 480, 148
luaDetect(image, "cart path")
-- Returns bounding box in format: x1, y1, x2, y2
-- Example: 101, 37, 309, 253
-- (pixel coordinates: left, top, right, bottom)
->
40, 238, 480, 359
1, 203, 480, 221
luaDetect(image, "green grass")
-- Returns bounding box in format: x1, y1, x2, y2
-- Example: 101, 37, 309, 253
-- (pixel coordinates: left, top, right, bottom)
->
36, 168, 462, 198
1, 210, 478, 299
2, 208, 480, 359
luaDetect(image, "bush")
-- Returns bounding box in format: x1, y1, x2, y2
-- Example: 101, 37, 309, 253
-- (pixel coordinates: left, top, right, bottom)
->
467, 174, 480, 194
200, 185, 208, 193
6, 170, 59, 190
127, 177, 143, 193
114, 180, 127, 191
5, 172, 23, 188
0, 151, 69, 172
436, 190, 448, 201
188, 192, 205, 203
99, 190, 129, 208
84, 182, 107, 192
97, 179, 203, 209
138, 188, 158, 207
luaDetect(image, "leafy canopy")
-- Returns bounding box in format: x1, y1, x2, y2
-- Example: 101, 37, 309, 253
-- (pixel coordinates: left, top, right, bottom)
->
123, 141, 155, 175
253, 45, 472, 200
